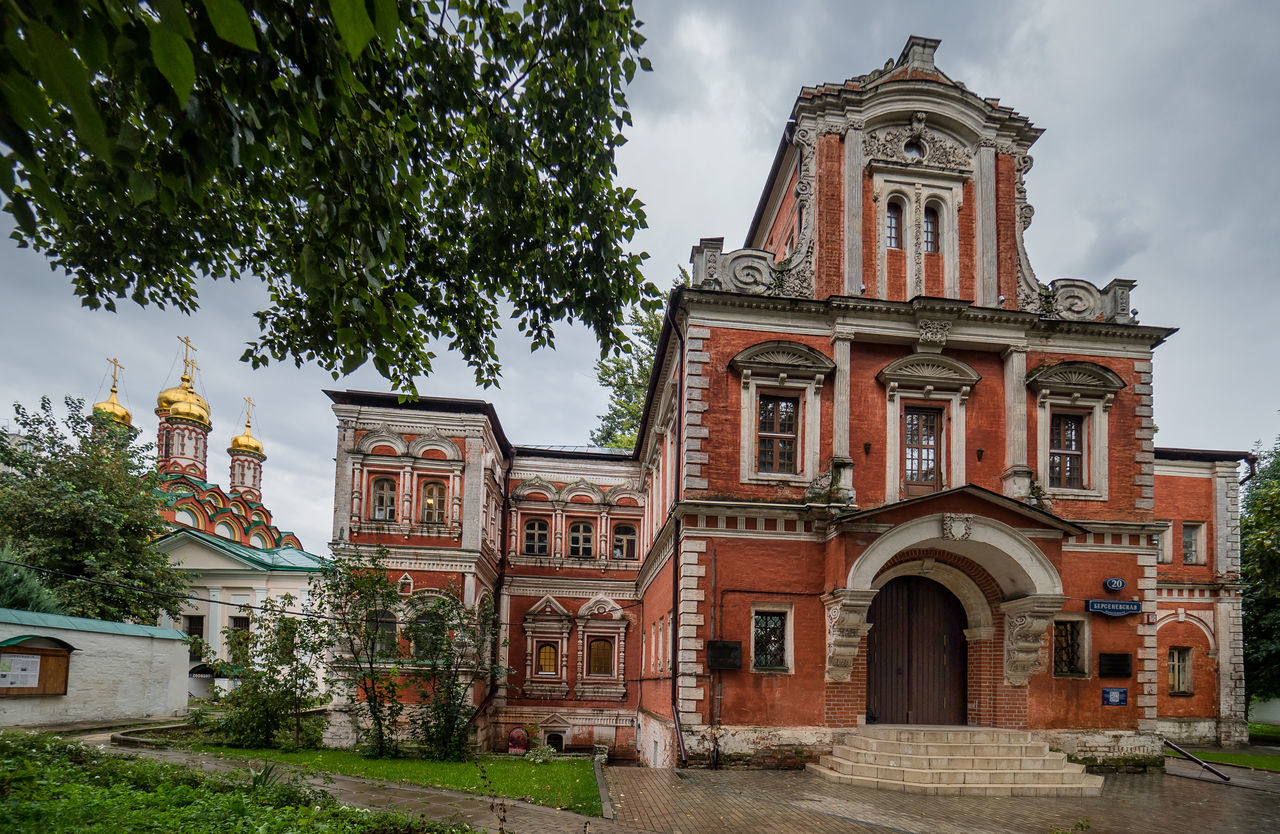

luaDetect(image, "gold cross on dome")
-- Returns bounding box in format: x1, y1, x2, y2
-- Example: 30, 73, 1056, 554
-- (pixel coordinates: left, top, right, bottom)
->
244, 396, 256, 424
177, 335, 198, 366
106, 357, 124, 387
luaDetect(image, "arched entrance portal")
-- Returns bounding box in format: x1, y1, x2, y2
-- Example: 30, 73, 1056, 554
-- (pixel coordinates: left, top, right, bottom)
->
866, 576, 967, 725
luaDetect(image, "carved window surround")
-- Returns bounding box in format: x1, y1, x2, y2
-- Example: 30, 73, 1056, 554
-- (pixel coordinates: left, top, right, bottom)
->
731, 341, 835, 486
870, 164, 966, 301
573, 597, 628, 700
522, 596, 572, 699
878, 354, 981, 502
1028, 362, 1126, 502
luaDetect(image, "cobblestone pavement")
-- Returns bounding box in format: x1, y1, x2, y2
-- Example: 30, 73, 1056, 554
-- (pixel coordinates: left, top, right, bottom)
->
609, 765, 1280, 834
84, 737, 1280, 834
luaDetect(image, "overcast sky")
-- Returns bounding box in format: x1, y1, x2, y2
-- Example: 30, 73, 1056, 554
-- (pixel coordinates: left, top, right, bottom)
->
2, 0, 1277, 554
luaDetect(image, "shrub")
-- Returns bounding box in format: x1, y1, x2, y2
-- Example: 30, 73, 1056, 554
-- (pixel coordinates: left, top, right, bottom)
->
525, 745, 556, 764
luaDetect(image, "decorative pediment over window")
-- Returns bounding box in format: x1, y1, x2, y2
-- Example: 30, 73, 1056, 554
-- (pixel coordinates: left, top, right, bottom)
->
604, 484, 645, 507
513, 476, 557, 501
355, 425, 408, 455
1027, 362, 1125, 400
578, 595, 624, 619
877, 354, 980, 400
729, 341, 836, 387
527, 595, 570, 619
407, 427, 462, 460
559, 479, 605, 503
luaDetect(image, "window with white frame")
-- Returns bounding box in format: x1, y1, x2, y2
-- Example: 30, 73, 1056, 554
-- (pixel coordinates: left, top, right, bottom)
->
420, 481, 447, 524
1155, 524, 1172, 564
1168, 646, 1193, 694
523, 518, 549, 555
878, 354, 979, 500
751, 604, 793, 673
371, 477, 397, 521
923, 205, 940, 253
730, 341, 834, 485
612, 524, 638, 560
568, 521, 594, 558
1028, 361, 1125, 501
1181, 522, 1206, 565
536, 642, 558, 675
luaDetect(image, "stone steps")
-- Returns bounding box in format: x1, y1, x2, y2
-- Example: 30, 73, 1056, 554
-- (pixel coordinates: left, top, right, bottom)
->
806, 725, 1104, 797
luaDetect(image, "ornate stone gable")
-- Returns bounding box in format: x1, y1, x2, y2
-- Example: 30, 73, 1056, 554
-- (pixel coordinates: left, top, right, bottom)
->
862, 111, 974, 171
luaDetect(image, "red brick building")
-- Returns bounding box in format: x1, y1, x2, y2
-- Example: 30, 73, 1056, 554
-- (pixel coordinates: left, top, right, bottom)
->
326, 37, 1249, 771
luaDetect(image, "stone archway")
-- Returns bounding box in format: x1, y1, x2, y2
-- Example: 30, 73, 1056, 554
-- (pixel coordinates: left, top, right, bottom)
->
823, 513, 1065, 687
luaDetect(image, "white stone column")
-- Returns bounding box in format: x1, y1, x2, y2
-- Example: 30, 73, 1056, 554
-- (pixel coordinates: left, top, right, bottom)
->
1001, 345, 1031, 498
462, 438, 484, 550
843, 122, 864, 296
832, 330, 854, 497
976, 143, 998, 307
206, 587, 223, 659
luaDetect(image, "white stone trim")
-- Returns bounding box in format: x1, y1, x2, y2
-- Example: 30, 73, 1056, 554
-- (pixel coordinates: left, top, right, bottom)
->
1050, 613, 1091, 677
738, 376, 822, 485
1035, 394, 1111, 501
885, 388, 966, 501
872, 560, 994, 631
871, 166, 965, 299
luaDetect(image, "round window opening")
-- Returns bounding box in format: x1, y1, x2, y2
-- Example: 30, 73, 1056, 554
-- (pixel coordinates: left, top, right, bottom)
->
903, 140, 924, 159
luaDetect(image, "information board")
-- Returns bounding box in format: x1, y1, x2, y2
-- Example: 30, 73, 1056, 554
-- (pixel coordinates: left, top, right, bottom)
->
0, 653, 41, 688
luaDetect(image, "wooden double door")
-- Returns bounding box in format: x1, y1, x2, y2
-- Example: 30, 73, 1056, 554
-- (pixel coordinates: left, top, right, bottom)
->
866, 576, 967, 725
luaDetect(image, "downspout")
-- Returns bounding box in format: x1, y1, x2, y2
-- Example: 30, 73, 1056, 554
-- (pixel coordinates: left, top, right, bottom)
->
671, 314, 688, 766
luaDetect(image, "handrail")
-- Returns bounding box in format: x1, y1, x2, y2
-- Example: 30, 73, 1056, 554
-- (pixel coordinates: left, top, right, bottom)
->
1163, 738, 1231, 782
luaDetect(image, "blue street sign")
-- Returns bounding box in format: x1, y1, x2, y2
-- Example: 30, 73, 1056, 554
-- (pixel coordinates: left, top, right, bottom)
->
1086, 599, 1142, 617
1102, 687, 1128, 706
1103, 577, 1126, 591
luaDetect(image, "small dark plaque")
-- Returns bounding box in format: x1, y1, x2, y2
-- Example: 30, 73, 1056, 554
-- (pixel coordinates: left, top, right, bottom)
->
707, 640, 742, 670
1098, 652, 1132, 678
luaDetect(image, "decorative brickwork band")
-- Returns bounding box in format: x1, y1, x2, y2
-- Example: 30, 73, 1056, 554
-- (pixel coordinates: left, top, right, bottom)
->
822, 588, 878, 682
999, 594, 1066, 686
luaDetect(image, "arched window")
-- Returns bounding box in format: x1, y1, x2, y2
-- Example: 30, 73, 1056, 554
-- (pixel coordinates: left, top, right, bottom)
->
612, 525, 638, 560
366, 609, 398, 655
588, 638, 613, 676
421, 481, 446, 524
523, 519, 549, 555
536, 642, 557, 675
886, 201, 903, 249
371, 477, 397, 521
214, 521, 236, 540
923, 206, 940, 253
174, 508, 197, 528
249, 533, 268, 550
568, 521, 593, 558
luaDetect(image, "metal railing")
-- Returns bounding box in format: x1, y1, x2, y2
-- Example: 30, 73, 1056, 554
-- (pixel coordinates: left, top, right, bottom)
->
1163, 738, 1231, 782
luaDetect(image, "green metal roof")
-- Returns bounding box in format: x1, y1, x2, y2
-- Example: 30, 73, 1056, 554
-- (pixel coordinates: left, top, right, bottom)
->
0, 608, 187, 640
157, 528, 329, 571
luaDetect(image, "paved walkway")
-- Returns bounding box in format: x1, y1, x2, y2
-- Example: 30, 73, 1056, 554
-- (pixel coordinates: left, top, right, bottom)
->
78, 733, 1280, 834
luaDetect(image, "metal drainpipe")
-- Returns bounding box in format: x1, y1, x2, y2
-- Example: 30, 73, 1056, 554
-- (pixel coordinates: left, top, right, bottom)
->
671, 318, 688, 766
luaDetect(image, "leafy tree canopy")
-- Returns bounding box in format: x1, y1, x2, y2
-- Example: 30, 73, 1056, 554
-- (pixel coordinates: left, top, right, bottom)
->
1, 1, 658, 391
589, 303, 662, 449
0, 542, 65, 614
0, 397, 185, 622
1243, 435, 1280, 701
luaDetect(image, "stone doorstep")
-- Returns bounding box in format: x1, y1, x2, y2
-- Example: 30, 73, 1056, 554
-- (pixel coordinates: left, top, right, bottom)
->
857, 726, 1034, 744
818, 756, 1091, 785
805, 764, 1105, 797
842, 736, 1051, 758
831, 744, 1070, 770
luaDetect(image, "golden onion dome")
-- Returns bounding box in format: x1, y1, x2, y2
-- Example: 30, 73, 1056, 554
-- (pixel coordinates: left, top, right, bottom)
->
156, 371, 194, 413
92, 386, 133, 427
229, 419, 264, 456
168, 393, 211, 428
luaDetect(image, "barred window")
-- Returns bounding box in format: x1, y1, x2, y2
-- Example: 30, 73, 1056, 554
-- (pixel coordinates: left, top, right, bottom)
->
1169, 646, 1192, 694
753, 611, 788, 671
1053, 620, 1085, 676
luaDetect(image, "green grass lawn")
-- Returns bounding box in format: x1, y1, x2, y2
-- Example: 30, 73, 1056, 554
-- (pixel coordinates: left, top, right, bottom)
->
0, 732, 470, 834
1249, 722, 1280, 745
1168, 750, 1280, 772
193, 745, 602, 816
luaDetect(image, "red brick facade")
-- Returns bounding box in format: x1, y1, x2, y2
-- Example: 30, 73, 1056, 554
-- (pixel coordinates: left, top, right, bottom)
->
325, 37, 1249, 767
